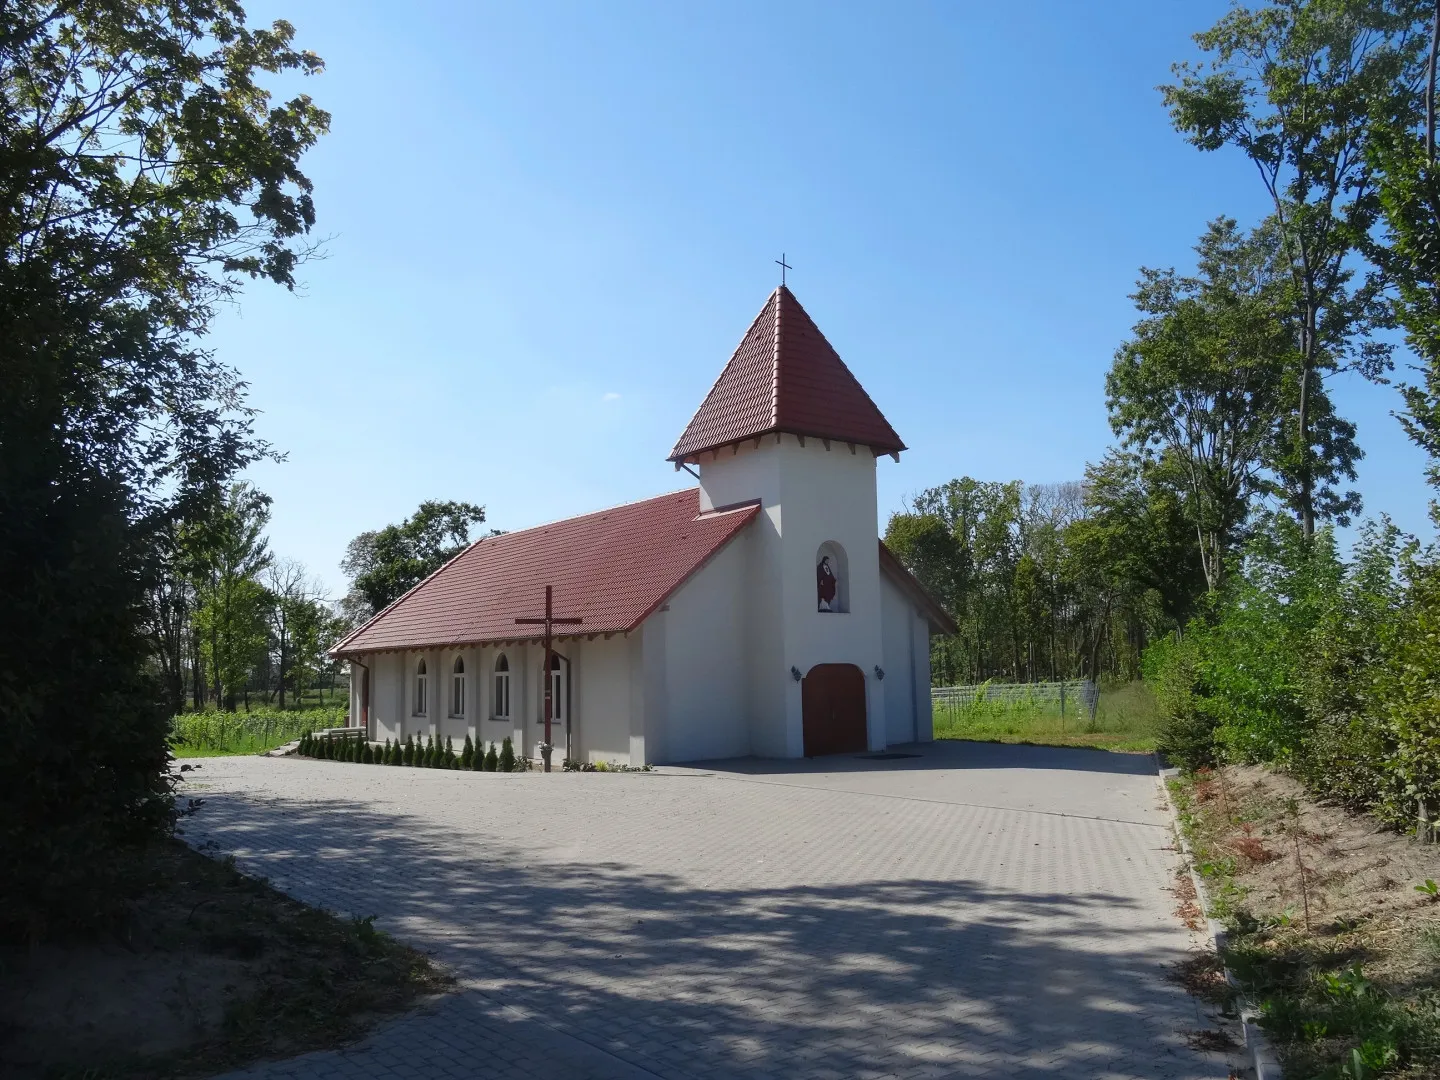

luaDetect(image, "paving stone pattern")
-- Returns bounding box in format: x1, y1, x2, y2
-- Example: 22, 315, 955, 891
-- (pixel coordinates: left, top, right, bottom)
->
188, 742, 1230, 1080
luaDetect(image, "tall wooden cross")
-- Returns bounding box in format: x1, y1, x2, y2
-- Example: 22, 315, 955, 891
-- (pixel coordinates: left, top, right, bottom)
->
515, 585, 582, 772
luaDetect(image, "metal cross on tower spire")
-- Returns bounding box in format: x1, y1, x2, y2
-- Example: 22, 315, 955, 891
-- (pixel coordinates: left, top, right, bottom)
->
775, 253, 792, 287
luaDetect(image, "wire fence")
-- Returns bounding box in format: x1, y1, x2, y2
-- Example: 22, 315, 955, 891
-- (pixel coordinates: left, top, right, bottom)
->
932, 679, 1099, 720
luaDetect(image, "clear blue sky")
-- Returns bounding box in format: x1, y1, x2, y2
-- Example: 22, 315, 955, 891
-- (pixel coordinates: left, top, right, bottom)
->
220, 0, 1433, 596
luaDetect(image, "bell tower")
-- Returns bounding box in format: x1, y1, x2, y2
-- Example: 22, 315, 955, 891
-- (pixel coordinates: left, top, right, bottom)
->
668, 286, 906, 757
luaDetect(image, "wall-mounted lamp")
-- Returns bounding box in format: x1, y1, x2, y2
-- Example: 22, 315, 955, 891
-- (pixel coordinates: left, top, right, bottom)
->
790, 666, 803, 682
873, 665, 886, 681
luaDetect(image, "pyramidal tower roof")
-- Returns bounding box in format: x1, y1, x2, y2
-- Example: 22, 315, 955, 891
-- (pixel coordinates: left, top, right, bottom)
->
668, 285, 906, 463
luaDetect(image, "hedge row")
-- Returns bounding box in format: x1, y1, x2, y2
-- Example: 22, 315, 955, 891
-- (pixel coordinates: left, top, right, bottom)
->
296, 732, 523, 772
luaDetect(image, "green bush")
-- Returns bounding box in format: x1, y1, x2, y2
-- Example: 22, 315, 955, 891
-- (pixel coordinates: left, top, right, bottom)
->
402, 735, 414, 766
1144, 515, 1440, 835
362, 742, 374, 764
484, 742, 498, 771
461, 735, 474, 769
422, 734, 433, 768
499, 737, 515, 773
444, 736, 456, 768
171, 706, 345, 757
1146, 632, 1219, 771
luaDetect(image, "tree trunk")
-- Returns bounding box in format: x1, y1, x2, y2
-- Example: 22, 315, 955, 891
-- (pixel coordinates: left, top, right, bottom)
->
1298, 308, 1316, 540
277, 636, 288, 710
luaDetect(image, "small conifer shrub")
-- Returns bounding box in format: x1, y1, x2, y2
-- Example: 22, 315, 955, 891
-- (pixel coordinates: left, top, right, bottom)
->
461, 734, 474, 769
362, 742, 374, 764
484, 742, 498, 771
499, 736, 515, 773
402, 735, 414, 766
444, 736, 456, 768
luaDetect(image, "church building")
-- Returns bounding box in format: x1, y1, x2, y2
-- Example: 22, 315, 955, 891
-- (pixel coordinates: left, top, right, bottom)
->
331, 286, 955, 765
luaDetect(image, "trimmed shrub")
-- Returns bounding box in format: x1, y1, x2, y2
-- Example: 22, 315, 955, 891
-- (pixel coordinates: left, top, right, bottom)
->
362, 742, 374, 764
444, 736, 456, 768
402, 735, 414, 766
421, 735, 433, 768
461, 734, 474, 769
484, 742, 498, 771
499, 736, 515, 773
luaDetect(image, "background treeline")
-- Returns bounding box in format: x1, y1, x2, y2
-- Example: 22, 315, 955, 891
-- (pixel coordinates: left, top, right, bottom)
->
885, 467, 1201, 686
148, 481, 346, 716
150, 485, 493, 719
888, 0, 1440, 835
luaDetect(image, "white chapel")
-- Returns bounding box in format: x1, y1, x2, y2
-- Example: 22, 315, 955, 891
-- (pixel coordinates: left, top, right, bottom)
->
333, 285, 955, 765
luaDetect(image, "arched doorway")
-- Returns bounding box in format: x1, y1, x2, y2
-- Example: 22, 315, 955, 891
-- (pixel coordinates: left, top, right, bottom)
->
802, 663, 867, 756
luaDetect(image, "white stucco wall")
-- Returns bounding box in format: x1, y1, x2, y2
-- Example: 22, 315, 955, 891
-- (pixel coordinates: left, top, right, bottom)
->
699, 435, 889, 756
573, 636, 633, 763
657, 531, 751, 762
880, 574, 939, 745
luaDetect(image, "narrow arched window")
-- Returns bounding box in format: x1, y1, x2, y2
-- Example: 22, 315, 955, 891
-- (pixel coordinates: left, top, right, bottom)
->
493, 654, 511, 719
548, 653, 565, 722
451, 656, 466, 717
414, 657, 427, 715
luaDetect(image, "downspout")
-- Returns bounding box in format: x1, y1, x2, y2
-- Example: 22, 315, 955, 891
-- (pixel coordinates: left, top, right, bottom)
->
908, 610, 919, 744
554, 650, 573, 765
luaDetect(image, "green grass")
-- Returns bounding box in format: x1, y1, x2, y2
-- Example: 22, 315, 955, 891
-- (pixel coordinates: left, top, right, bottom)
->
171, 706, 346, 757
932, 680, 1160, 752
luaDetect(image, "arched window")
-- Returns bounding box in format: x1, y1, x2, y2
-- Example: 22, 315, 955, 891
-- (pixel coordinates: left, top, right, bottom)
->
548, 653, 565, 722
451, 656, 466, 717
493, 654, 510, 719
816, 541, 849, 613
414, 657, 427, 715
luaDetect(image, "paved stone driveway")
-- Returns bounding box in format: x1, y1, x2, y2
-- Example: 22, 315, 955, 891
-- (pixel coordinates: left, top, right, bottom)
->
186, 742, 1233, 1080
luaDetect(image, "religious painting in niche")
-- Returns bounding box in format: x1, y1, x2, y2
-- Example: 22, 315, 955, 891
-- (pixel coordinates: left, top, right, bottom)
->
816, 541, 848, 613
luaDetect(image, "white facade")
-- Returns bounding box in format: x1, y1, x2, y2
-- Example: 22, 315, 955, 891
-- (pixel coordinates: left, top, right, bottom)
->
347, 434, 943, 766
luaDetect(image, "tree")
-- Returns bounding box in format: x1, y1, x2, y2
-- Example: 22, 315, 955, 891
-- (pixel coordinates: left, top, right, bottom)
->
1107, 220, 1291, 590
340, 500, 489, 620
1370, 4, 1440, 485
193, 483, 272, 710
1162, 0, 1425, 536
0, 0, 326, 940
1064, 454, 1206, 679
265, 558, 324, 708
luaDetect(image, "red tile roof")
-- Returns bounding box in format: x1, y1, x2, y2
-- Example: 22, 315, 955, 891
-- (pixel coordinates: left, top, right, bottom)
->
669, 285, 906, 462
331, 489, 759, 657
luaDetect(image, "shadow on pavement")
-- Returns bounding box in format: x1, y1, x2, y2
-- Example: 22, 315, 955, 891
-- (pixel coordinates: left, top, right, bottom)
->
189, 783, 1213, 1080
677, 737, 1159, 778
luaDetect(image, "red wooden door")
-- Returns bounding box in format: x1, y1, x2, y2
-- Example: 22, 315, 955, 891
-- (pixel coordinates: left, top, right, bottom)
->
802, 664, 867, 757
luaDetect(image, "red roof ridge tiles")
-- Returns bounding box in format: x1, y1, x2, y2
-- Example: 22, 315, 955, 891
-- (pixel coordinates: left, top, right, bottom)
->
330, 488, 760, 658
669, 285, 906, 463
